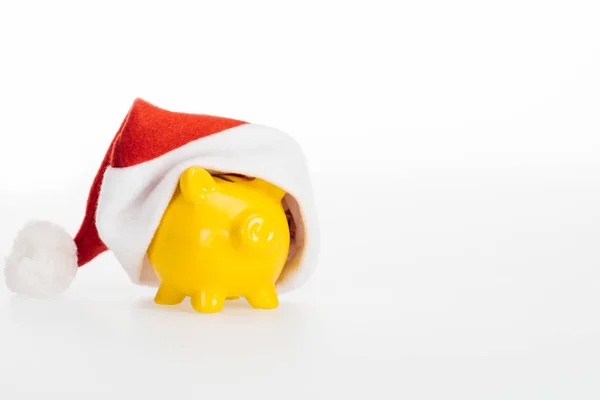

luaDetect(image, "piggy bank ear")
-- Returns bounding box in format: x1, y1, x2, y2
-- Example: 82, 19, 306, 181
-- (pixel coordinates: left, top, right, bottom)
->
179, 167, 216, 203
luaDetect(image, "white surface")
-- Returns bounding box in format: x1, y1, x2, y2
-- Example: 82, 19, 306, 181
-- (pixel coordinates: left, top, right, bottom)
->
1, 0, 600, 398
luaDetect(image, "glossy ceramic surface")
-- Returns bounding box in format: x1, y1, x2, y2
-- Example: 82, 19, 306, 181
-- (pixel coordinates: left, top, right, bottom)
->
147, 167, 290, 313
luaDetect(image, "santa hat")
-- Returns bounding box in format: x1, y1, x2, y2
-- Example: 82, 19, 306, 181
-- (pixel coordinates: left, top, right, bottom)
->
4, 98, 319, 296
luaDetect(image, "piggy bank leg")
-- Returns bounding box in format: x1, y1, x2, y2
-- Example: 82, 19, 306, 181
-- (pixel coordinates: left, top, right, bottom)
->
246, 283, 279, 309
190, 289, 226, 313
154, 284, 186, 305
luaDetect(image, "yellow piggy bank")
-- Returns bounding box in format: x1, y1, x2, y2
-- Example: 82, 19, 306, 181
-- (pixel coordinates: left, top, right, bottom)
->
147, 167, 290, 313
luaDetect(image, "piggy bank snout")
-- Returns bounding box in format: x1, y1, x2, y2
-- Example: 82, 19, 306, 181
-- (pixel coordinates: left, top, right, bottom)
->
233, 211, 277, 251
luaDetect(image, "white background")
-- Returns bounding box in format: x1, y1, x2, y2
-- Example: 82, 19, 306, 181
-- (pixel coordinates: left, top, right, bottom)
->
1, 0, 600, 398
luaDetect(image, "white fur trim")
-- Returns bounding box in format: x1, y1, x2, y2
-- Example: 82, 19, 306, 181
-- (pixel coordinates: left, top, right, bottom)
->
4, 220, 78, 296
96, 123, 319, 293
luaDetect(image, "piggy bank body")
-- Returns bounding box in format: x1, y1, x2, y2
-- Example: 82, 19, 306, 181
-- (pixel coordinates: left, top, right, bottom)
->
147, 167, 290, 313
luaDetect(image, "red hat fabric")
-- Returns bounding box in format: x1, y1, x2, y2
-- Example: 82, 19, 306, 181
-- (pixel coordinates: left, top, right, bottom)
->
74, 99, 247, 266
4, 99, 319, 296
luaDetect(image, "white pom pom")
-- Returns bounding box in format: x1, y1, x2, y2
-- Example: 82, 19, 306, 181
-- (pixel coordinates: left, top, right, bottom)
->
4, 220, 78, 296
